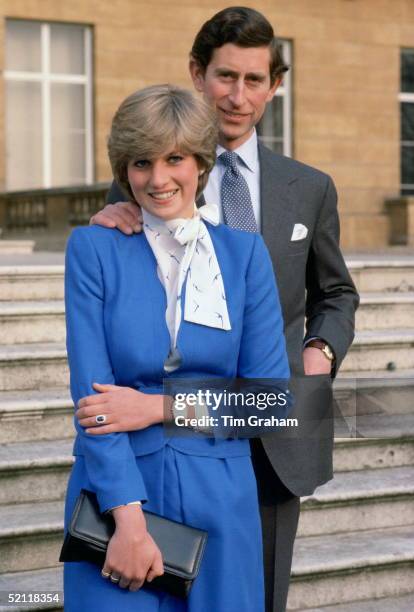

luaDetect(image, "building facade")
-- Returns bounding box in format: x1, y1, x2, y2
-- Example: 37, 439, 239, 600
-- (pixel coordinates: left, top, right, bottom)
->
0, 0, 413, 249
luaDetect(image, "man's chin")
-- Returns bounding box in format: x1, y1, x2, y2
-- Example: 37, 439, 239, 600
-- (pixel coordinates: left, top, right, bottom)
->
219, 124, 254, 148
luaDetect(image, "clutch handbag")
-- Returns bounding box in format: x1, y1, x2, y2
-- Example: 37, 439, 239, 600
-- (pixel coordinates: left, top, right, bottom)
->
59, 489, 208, 599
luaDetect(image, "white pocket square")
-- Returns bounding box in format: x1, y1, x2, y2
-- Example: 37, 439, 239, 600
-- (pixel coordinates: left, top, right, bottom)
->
291, 223, 308, 241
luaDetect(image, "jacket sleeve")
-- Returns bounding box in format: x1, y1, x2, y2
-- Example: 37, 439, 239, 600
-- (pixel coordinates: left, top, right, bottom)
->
65, 227, 148, 512
237, 234, 290, 381
106, 180, 127, 204
304, 176, 359, 373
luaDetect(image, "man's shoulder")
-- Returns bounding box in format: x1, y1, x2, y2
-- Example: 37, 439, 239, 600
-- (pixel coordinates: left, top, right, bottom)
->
258, 143, 331, 186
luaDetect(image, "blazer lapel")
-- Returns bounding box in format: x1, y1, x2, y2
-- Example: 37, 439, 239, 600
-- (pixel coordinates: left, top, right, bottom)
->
259, 143, 298, 256
197, 143, 298, 256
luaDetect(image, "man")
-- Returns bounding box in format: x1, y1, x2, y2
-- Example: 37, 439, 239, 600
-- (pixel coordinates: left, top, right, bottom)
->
91, 7, 359, 611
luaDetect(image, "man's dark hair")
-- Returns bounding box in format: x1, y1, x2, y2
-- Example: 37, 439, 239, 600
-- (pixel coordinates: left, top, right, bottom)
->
191, 6, 289, 84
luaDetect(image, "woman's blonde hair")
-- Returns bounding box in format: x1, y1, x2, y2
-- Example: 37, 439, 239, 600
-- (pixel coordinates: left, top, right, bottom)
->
108, 84, 218, 201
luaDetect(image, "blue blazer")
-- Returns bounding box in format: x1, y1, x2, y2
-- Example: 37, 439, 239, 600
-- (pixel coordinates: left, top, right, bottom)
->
65, 223, 289, 513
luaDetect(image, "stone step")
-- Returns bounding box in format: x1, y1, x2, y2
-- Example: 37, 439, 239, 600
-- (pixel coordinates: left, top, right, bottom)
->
347, 255, 414, 293
296, 593, 414, 612
0, 501, 64, 574
299, 465, 414, 537
333, 413, 414, 472
0, 301, 65, 344
0, 254, 412, 301
0, 266, 64, 301
334, 370, 414, 417
19, 288, 414, 346
0, 410, 411, 509
0, 388, 73, 444
0, 343, 68, 391
0, 439, 73, 506
342, 329, 414, 372
0, 567, 63, 611
0, 563, 413, 612
0, 240, 35, 255
1, 371, 411, 444
287, 525, 414, 609
357, 292, 414, 330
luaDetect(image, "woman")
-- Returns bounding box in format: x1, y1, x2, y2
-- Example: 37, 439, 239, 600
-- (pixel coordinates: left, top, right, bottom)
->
64, 84, 289, 612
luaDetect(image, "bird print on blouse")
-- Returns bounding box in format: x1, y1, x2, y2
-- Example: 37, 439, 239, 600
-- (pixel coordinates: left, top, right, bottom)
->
143, 204, 231, 372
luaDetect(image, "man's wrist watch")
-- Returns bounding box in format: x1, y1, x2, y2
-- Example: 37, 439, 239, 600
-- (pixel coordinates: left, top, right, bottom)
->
307, 339, 335, 362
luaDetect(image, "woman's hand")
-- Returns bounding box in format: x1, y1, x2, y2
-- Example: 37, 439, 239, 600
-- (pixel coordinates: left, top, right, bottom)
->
102, 505, 164, 591
75, 383, 166, 434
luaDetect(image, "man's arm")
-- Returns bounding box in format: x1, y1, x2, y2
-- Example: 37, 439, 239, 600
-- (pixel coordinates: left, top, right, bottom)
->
304, 176, 359, 375
89, 180, 142, 233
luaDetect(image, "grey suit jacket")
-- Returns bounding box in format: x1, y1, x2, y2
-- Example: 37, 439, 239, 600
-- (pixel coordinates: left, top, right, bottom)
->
256, 144, 358, 496
106, 143, 359, 496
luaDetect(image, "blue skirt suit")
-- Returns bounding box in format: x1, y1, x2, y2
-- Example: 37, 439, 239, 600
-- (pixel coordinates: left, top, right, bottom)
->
63, 222, 290, 612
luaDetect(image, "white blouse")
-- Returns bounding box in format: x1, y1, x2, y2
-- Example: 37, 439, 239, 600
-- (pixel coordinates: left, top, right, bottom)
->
142, 203, 231, 373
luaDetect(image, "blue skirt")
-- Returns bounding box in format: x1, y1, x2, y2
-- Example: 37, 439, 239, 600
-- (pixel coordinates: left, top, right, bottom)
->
64, 445, 265, 611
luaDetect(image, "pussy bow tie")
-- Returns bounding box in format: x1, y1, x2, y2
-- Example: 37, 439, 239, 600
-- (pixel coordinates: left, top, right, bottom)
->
143, 203, 231, 348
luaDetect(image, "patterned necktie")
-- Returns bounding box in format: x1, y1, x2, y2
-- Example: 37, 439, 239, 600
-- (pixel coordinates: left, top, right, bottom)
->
219, 150, 258, 232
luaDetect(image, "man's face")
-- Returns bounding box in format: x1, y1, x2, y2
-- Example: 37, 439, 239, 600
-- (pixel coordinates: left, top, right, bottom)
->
190, 43, 281, 150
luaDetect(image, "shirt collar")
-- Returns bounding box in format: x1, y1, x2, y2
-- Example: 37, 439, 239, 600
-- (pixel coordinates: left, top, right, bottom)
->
142, 203, 219, 238
216, 129, 258, 173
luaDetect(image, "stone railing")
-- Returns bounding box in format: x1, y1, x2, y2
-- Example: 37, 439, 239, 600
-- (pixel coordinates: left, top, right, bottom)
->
0, 183, 111, 250
385, 196, 414, 246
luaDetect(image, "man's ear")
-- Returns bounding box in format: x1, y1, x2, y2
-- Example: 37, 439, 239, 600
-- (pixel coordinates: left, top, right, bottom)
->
189, 57, 205, 92
266, 76, 282, 102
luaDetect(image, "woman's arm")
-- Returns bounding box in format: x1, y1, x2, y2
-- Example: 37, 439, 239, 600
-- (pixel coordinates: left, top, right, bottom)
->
103, 504, 163, 590
237, 233, 290, 380
74, 383, 167, 435
65, 227, 148, 511
65, 227, 163, 588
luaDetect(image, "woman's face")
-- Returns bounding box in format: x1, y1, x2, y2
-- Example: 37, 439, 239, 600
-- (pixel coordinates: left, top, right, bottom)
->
127, 151, 200, 220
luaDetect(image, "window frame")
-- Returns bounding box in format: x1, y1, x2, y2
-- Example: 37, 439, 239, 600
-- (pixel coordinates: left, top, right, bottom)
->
257, 39, 292, 157
4, 20, 94, 189
399, 48, 414, 195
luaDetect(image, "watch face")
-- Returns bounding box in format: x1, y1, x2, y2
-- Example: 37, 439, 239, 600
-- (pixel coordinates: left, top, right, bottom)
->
323, 345, 334, 361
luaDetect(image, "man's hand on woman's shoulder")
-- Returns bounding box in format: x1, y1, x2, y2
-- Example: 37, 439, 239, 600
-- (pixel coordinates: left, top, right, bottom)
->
90, 201, 143, 235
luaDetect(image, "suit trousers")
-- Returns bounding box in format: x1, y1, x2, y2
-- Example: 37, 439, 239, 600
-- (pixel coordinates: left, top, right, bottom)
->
251, 439, 301, 612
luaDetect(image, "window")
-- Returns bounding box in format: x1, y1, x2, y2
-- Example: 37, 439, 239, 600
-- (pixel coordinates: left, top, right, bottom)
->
257, 40, 292, 156
400, 48, 414, 195
4, 20, 93, 191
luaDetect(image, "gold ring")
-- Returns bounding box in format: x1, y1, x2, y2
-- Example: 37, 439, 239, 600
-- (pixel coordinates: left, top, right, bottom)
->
101, 570, 110, 578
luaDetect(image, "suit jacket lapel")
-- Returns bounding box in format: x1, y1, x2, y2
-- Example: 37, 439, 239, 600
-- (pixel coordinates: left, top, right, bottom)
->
198, 144, 298, 257
259, 143, 298, 256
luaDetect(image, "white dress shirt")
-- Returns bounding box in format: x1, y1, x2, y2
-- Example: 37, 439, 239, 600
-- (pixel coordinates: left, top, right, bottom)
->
203, 130, 261, 229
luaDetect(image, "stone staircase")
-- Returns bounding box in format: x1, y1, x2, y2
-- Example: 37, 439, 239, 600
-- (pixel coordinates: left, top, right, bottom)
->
288, 254, 414, 611
0, 253, 413, 611
0, 259, 67, 611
